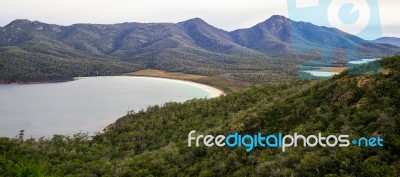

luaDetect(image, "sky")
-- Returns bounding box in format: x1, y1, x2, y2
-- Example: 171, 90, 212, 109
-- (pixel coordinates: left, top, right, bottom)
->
0, 0, 399, 39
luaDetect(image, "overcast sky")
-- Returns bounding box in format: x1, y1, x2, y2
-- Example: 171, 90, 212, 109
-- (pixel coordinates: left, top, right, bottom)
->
0, 0, 399, 39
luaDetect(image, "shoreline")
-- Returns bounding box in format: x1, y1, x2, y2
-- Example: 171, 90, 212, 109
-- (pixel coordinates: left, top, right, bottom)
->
127, 69, 250, 92
143, 76, 225, 98
0, 79, 74, 85
0, 76, 224, 138
1, 75, 225, 98
76, 75, 225, 98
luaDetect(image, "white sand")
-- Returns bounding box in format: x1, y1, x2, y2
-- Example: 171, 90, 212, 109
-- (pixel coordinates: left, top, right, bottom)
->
137, 76, 224, 98
170, 79, 224, 98
75, 76, 224, 98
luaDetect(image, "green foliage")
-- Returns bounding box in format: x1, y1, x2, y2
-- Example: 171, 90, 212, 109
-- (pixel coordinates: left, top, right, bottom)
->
0, 56, 400, 176
1, 18, 398, 84
381, 56, 400, 72
0, 47, 142, 83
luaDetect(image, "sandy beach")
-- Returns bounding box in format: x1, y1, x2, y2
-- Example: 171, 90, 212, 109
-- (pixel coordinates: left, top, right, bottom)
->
168, 78, 224, 98
75, 76, 225, 98
135, 76, 225, 98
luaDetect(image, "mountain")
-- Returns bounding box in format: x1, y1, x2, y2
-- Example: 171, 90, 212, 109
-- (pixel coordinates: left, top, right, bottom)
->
373, 37, 400, 47
230, 15, 398, 57
0, 16, 399, 83
178, 18, 262, 56
0, 18, 262, 59
230, 15, 293, 54
1, 56, 400, 176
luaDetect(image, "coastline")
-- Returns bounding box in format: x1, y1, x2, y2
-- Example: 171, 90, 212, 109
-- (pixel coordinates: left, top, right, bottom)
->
0, 78, 74, 85
76, 75, 225, 98
1, 75, 225, 98
141, 76, 225, 98
0, 76, 224, 138
1, 70, 248, 92
184, 80, 225, 98
127, 69, 250, 92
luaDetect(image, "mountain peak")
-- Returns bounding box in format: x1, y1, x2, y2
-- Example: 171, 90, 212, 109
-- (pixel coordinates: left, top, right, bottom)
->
269, 15, 289, 20
264, 15, 290, 24
179, 18, 209, 26
252, 15, 291, 31
7, 19, 33, 26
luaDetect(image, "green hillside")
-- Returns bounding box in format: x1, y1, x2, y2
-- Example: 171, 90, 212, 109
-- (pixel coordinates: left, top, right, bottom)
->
1, 56, 399, 176
1, 17, 399, 84
0, 47, 142, 83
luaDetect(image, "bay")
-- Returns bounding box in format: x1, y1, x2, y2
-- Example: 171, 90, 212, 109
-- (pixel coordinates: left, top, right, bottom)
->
0, 76, 221, 138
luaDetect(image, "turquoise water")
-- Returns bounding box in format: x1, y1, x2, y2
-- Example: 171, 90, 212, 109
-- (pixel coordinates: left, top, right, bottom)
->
0, 76, 212, 138
304, 58, 379, 77
348, 58, 379, 64
303, 71, 336, 77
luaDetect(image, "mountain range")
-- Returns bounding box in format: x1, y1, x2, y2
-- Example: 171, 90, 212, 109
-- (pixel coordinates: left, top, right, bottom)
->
0, 15, 399, 83
373, 37, 400, 47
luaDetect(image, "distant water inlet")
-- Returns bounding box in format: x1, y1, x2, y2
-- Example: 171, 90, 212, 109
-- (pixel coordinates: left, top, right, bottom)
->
0, 76, 222, 138
302, 58, 380, 77
348, 59, 379, 64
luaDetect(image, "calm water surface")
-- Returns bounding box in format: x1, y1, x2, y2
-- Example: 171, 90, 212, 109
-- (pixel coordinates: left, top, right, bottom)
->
348, 58, 379, 64
303, 71, 336, 77
0, 76, 213, 138
304, 58, 379, 77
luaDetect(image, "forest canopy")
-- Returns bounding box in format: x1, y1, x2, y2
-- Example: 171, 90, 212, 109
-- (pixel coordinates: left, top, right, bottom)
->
1, 56, 399, 176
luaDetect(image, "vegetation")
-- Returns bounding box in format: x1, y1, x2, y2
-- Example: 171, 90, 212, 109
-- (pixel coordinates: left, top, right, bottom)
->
1, 56, 399, 176
0, 47, 142, 83
129, 69, 208, 80
128, 69, 250, 92
1, 16, 398, 84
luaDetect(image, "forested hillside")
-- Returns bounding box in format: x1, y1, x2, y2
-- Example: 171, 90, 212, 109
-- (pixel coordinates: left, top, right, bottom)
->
1, 56, 399, 176
1, 16, 399, 83
0, 47, 142, 83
